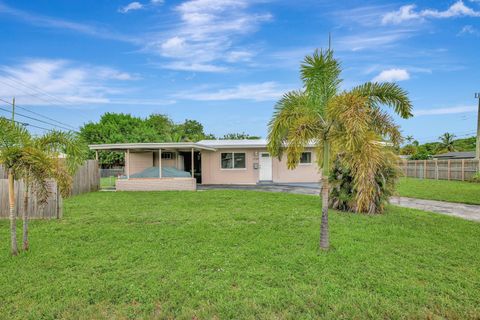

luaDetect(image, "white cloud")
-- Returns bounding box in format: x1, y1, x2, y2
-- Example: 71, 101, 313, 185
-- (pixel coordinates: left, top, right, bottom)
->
0, 59, 146, 107
0, 2, 138, 43
337, 30, 412, 51
382, 5, 420, 24
382, 1, 480, 25
459, 24, 479, 35
176, 82, 288, 101
372, 68, 410, 82
146, 0, 272, 72
414, 105, 477, 116
151, 0, 164, 4
162, 62, 228, 72
119, 2, 144, 13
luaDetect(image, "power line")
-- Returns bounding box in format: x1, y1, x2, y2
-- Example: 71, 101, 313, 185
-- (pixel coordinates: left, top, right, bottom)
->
0, 75, 78, 107
0, 111, 54, 132
0, 105, 76, 132
0, 98, 77, 130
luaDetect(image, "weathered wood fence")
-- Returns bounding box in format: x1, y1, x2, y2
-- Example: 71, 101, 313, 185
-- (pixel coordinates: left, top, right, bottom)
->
0, 160, 100, 219
398, 159, 479, 181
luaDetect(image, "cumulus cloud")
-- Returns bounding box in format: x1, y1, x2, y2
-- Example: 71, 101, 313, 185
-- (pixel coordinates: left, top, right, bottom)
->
119, 2, 144, 13
372, 68, 410, 82
382, 1, 480, 25
176, 82, 288, 101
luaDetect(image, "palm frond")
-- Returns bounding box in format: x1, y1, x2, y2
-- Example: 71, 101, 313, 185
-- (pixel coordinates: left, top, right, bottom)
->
351, 82, 413, 119
300, 49, 342, 115
267, 90, 315, 159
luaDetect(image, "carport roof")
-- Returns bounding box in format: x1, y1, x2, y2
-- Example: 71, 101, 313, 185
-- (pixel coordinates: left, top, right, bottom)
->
88, 142, 217, 152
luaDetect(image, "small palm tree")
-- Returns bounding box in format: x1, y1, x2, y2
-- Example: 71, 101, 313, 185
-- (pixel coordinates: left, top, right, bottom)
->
0, 117, 86, 254
20, 131, 86, 250
405, 135, 414, 144
268, 49, 412, 250
437, 133, 456, 153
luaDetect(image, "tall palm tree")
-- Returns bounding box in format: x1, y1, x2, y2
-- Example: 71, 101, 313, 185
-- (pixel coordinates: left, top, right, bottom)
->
437, 132, 456, 153
268, 49, 412, 250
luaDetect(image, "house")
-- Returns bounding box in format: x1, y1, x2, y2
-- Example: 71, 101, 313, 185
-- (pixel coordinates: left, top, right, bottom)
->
433, 151, 476, 160
89, 139, 321, 191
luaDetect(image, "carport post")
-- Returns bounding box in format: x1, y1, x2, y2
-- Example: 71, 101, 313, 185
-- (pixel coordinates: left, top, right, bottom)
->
159, 148, 162, 178
191, 148, 194, 178
95, 150, 98, 161
126, 149, 130, 179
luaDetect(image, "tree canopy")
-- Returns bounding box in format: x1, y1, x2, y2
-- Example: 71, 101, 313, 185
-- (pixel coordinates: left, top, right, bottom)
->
79, 113, 260, 166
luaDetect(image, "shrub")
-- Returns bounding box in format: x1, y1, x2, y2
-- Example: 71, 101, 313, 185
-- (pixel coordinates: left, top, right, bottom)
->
329, 153, 400, 214
471, 172, 480, 183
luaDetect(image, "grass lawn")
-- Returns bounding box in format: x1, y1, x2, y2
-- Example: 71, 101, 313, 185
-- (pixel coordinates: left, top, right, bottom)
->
1, 190, 479, 319
396, 177, 480, 205
100, 176, 117, 189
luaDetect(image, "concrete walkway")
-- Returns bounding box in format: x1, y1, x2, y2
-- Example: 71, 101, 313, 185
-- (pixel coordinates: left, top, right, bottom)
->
199, 184, 480, 222
389, 196, 480, 222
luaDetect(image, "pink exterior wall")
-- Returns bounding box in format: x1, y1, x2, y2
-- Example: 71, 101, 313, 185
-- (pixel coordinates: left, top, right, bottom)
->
116, 178, 196, 191
201, 148, 322, 185
128, 152, 153, 175
201, 149, 258, 184
272, 150, 322, 183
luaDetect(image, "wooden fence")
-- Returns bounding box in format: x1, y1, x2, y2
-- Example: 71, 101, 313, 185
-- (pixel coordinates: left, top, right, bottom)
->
0, 160, 99, 219
398, 159, 480, 181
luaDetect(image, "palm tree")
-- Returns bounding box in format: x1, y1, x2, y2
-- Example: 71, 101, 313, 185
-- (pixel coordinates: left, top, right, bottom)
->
267, 49, 412, 250
437, 132, 456, 153
0, 117, 86, 254
20, 131, 86, 251
0, 118, 42, 255
405, 135, 414, 144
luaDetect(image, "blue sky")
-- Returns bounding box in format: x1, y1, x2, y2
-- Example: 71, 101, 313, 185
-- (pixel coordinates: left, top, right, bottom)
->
0, 0, 479, 142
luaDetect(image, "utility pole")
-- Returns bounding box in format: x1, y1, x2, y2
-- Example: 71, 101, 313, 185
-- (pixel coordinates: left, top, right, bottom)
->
476, 93, 480, 160
11, 97, 15, 124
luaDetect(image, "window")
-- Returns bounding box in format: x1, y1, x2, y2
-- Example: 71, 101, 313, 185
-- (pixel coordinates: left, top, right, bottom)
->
300, 152, 312, 164
161, 152, 173, 159
221, 152, 246, 169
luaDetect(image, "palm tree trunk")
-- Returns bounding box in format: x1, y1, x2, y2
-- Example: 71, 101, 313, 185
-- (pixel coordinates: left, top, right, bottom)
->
8, 170, 18, 256
319, 141, 330, 250
22, 184, 29, 251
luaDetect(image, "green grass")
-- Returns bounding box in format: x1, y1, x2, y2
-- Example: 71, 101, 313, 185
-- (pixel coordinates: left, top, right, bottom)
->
396, 177, 480, 205
100, 176, 116, 189
1, 191, 479, 319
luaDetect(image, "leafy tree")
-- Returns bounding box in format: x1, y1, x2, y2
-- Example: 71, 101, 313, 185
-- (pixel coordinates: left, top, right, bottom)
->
268, 49, 412, 250
177, 119, 208, 141
80, 113, 163, 167
146, 114, 175, 138
221, 132, 261, 140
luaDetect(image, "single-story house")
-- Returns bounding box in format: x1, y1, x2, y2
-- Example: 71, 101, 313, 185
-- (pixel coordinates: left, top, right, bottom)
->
89, 139, 322, 191
433, 151, 476, 160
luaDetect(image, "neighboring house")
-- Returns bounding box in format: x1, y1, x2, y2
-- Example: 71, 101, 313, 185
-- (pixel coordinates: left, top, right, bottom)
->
89, 139, 322, 191
433, 151, 475, 160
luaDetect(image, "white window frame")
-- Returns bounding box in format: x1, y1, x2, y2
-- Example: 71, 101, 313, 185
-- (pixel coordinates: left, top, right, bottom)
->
220, 152, 247, 170
299, 152, 312, 165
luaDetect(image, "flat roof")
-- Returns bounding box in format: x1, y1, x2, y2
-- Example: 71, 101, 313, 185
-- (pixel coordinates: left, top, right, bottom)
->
88, 142, 217, 152
89, 139, 319, 151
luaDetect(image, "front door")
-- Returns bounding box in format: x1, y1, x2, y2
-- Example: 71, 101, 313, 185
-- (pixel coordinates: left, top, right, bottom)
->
259, 152, 273, 181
